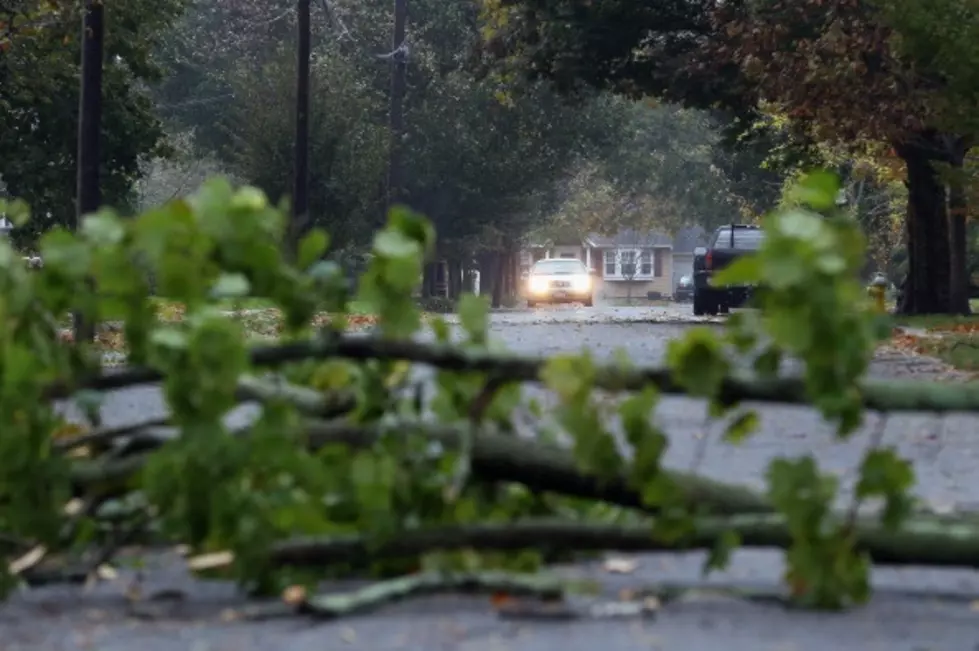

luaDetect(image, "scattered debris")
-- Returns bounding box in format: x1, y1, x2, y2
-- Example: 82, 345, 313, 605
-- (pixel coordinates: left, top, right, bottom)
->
602, 556, 640, 574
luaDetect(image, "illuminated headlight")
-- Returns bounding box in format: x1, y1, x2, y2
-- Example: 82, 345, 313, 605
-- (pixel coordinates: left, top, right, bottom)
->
571, 274, 591, 291
529, 277, 548, 293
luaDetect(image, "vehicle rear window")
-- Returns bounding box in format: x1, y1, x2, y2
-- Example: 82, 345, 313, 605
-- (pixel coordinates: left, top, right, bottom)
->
711, 228, 765, 250
532, 259, 586, 274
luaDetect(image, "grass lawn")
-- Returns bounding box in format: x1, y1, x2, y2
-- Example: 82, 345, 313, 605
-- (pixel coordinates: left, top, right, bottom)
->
889, 306, 979, 374
69, 297, 383, 360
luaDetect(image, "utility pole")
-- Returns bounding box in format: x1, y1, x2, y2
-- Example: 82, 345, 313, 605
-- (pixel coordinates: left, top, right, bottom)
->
291, 0, 311, 253
75, 0, 104, 344
386, 0, 408, 213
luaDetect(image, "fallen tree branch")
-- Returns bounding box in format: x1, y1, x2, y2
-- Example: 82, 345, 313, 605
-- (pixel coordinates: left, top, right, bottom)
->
67, 419, 776, 516
238, 571, 567, 620
56, 377, 354, 453
47, 335, 979, 413
267, 515, 979, 570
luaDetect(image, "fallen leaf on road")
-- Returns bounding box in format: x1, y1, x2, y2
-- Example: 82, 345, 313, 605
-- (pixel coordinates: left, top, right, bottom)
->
603, 556, 640, 574
8, 544, 46, 575
282, 585, 307, 606
340, 627, 357, 643
63, 497, 85, 516
187, 550, 234, 571
95, 564, 118, 580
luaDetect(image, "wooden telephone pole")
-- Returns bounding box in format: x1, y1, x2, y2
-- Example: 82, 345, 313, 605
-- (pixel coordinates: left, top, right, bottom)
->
75, 0, 104, 344
386, 0, 408, 212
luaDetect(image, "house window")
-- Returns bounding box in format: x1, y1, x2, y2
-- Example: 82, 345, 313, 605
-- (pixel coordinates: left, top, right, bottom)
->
620, 250, 637, 278
640, 251, 652, 276
560, 252, 577, 259
653, 249, 663, 277
604, 250, 616, 276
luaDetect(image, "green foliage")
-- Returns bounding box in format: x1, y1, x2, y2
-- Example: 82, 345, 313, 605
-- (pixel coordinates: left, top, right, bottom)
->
663, 171, 914, 606
0, 172, 920, 611
713, 171, 889, 435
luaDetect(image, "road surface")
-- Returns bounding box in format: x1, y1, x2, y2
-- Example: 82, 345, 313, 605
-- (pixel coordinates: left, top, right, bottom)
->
5, 304, 979, 651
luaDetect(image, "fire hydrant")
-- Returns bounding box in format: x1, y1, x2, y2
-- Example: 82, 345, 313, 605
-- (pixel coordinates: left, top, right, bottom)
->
867, 274, 887, 313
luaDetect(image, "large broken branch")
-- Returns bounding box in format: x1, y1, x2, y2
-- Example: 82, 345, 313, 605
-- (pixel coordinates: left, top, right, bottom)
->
262, 516, 979, 570
67, 419, 776, 516
48, 335, 979, 413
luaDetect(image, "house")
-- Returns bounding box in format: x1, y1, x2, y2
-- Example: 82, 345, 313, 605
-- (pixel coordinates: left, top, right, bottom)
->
669, 226, 709, 293
521, 229, 680, 299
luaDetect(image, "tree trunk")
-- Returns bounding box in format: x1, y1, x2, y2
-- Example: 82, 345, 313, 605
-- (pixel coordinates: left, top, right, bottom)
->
949, 140, 972, 315
492, 253, 504, 308
462, 264, 475, 293
476, 253, 497, 301
422, 262, 437, 298
448, 260, 462, 300
895, 136, 953, 315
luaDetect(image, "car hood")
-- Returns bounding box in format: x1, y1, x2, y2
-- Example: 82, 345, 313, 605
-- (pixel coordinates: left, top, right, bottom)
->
530, 273, 587, 281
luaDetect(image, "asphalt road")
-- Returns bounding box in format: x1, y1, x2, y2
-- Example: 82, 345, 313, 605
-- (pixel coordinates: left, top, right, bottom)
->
6, 304, 979, 651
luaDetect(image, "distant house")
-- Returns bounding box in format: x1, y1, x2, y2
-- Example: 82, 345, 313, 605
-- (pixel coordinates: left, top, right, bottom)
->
521, 229, 679, 299
669, 226, 709, 293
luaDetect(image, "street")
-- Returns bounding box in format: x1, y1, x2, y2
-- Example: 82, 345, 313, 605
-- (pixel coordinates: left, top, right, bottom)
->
6, 304, 979, 651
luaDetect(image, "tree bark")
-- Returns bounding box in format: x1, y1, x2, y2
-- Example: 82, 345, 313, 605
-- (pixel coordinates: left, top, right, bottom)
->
895, 134, 953, 315
492, 252, 504, 308
421, 262, 436, 298
447, 260, 462, 299
74, 0, 104, 345
476, 253, 497, 300
948, 138, 972, 315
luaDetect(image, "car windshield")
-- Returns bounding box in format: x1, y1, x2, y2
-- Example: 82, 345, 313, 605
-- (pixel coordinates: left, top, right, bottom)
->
532, 259, 586, 275
711, 227, 765, 250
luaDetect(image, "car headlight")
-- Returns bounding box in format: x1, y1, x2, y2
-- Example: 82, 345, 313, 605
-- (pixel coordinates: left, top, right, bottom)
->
529, 277, 548, 293
571, 275, 590, 291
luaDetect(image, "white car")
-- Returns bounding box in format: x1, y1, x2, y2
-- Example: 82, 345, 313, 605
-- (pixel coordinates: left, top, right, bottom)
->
525, 258, 594, 307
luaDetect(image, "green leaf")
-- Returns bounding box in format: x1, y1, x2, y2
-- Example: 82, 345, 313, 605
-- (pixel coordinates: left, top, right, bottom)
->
786, 170, 841, 212
150, 327, 188, 350
458, 293, 490, 343
723, 410, 759, 444
210, 273, 251, 299
703, 530, 741, 576
665, 328, 730, 398
373, 230, 420, 259
855, 448, 914, 530
712, 254, 761, 287
0, 198, 31, 226
81, 209, 125, 246
297, 228, 329, 269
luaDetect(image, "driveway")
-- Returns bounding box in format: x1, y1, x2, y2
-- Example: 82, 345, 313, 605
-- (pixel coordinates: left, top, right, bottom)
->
9, 303, 979, 651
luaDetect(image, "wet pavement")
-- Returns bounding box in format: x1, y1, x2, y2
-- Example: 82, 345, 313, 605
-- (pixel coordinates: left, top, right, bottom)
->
7, 303, 979, 650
